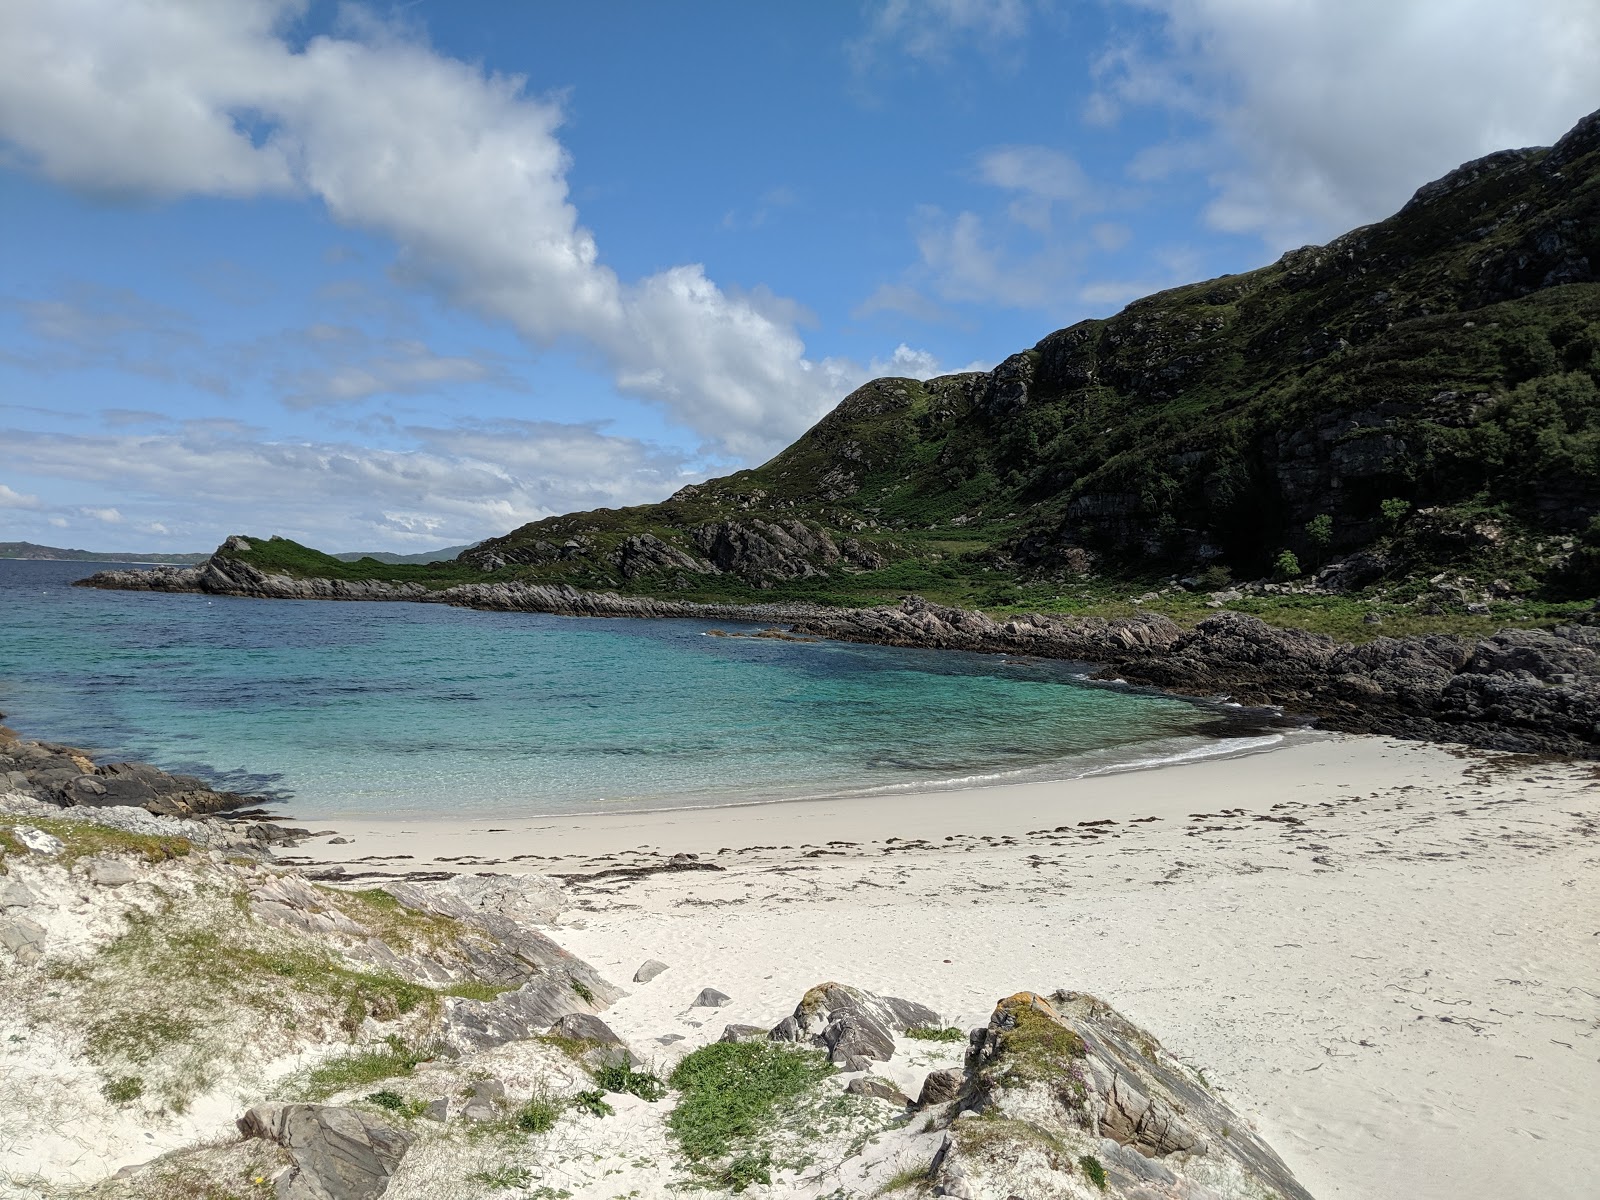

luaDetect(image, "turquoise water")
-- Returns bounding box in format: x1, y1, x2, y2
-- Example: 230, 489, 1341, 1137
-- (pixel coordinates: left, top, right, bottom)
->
0, 560, 1253, 820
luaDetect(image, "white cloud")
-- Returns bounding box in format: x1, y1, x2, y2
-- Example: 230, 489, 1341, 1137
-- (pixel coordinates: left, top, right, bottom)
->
1094, 0, 1600, 248
0, 483, 42, 509
0, 0, 910, 458
0, 418, 697, 551
851, 0, 1035, 67
911, 206, 1078, 309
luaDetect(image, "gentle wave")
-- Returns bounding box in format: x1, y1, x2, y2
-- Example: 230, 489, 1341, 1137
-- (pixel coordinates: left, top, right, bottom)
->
1076, 733, 1286, 777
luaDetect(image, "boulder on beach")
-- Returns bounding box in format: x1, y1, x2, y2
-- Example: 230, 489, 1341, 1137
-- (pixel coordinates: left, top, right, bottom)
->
927, 990, 1315, 1200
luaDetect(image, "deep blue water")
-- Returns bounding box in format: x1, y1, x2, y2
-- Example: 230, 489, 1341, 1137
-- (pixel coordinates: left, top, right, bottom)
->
0, 559, 1254, 819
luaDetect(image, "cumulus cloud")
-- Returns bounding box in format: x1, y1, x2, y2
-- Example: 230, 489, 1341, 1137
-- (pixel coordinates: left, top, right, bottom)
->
0, 417, 696, 551
1093, 0, 1600, 248
0, 0, 916, 457
0, 483, 43, 509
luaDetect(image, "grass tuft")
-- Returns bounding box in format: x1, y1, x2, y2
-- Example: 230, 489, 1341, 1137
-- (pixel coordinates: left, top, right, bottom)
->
904, 1025, 965, 1043
1079, 1153, 1108, 1190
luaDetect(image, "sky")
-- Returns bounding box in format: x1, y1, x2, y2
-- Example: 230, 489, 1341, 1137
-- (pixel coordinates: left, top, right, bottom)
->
1, 1, 1598, 553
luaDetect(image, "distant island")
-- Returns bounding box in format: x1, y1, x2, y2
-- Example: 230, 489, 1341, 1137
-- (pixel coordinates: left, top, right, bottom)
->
0, 541, 212, 565
1, 540, 476, 567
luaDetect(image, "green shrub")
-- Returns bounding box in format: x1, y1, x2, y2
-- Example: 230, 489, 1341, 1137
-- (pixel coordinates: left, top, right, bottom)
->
724, 1150, 773, 1193
592, 1059, 667, 1101
571, 1088, 614, 1118
1273, 549, 1302, 580
666, 1041, 835, 1162
516, 1094, 562, 1133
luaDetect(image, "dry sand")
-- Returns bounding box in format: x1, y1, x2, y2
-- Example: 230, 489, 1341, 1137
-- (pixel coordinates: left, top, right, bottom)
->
288, 733, 1600, 1200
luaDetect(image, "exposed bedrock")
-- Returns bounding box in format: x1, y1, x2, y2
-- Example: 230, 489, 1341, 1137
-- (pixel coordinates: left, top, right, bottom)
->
923, 990, 1315, 1200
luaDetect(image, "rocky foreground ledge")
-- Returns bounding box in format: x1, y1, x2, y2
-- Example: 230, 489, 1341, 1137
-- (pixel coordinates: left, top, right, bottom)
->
0, 719, 309, 838
81, 551, 1600, 757
0, 797, 1314, 1198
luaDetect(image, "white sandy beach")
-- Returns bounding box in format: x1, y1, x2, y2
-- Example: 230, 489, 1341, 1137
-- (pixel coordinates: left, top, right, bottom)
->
284, 733, 1600, 1200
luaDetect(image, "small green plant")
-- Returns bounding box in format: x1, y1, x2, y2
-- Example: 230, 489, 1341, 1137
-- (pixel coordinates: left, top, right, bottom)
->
723, 1150, 773, 1193
570, 978, 596, 1004
571, 1088, 615, 1117
1305, 513, 1333, 548
1380, 497, 1411, 528
470, 1163, 535, 1189
1272, 549, 1302, 580
1079, 1153, 1108, 1191
102, 1075, 144, 1104
592, 1059, 667, 1101
1196, 563, 1233, 590
903, 1026, 964, 1043
516, 1093, 563, 1133
365, 1089, 427, 1117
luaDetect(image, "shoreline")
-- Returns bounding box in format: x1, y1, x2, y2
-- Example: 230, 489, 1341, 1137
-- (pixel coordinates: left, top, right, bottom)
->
77, 553, 1600, 758
282, 731, 1418, 869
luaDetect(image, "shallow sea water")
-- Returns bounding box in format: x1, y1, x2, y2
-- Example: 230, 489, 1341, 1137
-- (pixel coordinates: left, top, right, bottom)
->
0, 559, 1275, 819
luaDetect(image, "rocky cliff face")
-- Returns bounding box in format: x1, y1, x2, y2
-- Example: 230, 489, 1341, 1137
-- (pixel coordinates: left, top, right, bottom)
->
449, 107, 1600, 599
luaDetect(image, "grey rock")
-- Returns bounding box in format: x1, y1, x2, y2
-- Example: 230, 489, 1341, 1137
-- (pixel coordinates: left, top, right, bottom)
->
692, 987, 731, 1008
460, 1079, 504, 1123
0, 879, 37, 909
845, 1075, 911, 1106
774, 981, 939, 1065
823, 1011, 896, 1064
421, 1098, 448, 1122
0, 917, 46, 964
442, 977, 603, 1055
548, 1012, 634, 1064
718, 1024, 769, 1044
916, 1069, 964, 1109
930, 990, 1313, 1200
633, 959, 670, 983
87, 858, 140, 887
237, 1103, 411, 1200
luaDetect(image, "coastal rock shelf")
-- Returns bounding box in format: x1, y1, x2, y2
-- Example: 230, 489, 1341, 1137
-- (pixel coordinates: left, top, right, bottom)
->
80, 552, 1600, 756
1, 721, 280, 819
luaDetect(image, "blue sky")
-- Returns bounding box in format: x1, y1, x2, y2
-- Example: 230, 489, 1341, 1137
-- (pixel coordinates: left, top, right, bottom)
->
2, 1, 1597, 552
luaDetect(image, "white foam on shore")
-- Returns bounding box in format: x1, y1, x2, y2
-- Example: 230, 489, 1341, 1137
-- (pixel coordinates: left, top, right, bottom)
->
1077, 732, 1285, 777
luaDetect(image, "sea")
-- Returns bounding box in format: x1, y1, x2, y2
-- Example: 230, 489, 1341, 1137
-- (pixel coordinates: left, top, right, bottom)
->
0, 559, 1285, 821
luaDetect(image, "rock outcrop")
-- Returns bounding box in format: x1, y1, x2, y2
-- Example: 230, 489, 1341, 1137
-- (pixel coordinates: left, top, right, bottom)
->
926, 991, 1313, 1200
238, 1103, 411, 1200
0, 723, 274, 818
768, 981, 941, 1068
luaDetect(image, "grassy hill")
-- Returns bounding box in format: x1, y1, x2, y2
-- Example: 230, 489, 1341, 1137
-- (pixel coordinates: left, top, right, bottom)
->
213, 109, 1600, 630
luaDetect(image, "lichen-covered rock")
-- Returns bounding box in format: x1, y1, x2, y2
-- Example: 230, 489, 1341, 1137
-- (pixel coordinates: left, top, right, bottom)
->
928, 991, 1314, 1200
770, 981, 941, 1065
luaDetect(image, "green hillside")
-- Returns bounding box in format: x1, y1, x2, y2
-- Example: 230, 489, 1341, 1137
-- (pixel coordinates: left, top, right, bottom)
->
218, 110, 1600, 626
